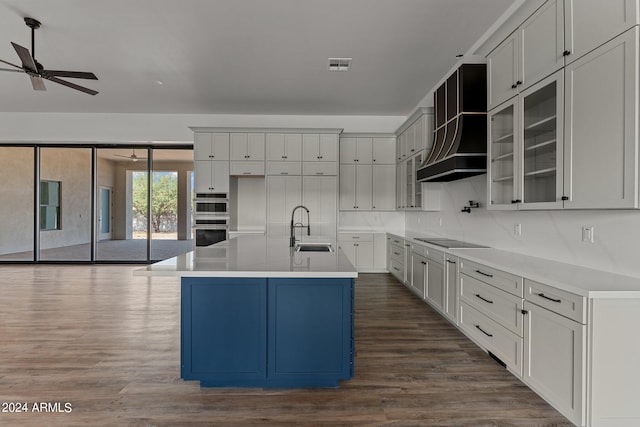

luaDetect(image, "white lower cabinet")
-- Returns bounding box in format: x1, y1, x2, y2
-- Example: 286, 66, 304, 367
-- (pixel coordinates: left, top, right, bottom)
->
339, 233, 387, 272
410, 246, 427, 299
425, 249, 445, 313
443, 255, 458, 324
386, 238, 640, 426
523, 300, 585, 426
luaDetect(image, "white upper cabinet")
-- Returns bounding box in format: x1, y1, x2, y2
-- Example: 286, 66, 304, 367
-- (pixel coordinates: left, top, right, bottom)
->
267, 133, 302, 162
339, 164, 373, 210
194, 133, 230, 161
489, 71, 564, 210
564, 27, 639, 209
488, 0, 564, 111
230, 133, 265, 161
194, 160, 230, 194
488, 32, 520, 110
340, 137, 373, 164
564, 0, 640, 64
302, 133, 338, 162
372, 164, 396, 211
372, 137, 396, 164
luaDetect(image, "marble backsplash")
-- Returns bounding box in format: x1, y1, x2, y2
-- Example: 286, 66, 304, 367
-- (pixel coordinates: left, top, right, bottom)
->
404, 175, 640, 279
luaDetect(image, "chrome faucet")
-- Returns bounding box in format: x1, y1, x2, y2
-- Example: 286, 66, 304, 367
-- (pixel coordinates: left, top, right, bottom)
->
289, 205, 311, 247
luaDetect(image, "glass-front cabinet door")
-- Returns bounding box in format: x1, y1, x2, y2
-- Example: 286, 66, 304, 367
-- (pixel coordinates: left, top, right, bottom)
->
520, 72, 563, 209
488, 70, 563, 210
488, 100, 518, 209
413, 153, 423, 209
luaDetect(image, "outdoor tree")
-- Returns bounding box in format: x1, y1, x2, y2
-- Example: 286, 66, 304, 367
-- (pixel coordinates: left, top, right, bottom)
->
132, 172, 178, 233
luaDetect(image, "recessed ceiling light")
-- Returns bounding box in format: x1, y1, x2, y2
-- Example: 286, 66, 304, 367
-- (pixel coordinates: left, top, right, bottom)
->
156, 80, 164, 85
328, 58, 352, 71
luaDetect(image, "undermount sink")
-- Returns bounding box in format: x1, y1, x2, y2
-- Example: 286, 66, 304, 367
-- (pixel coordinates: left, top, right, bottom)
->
294, 243, 333, 253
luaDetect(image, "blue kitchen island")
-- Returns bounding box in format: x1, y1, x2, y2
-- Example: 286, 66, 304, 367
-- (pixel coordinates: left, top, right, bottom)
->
136, 236, 357, 388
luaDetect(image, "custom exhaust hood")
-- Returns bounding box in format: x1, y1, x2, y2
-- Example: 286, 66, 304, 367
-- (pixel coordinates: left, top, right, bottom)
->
417, 63, 487, 182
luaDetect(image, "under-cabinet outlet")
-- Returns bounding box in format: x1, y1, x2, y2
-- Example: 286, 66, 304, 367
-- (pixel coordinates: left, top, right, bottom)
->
514, 223, 522, 236
582, 226, 594, 243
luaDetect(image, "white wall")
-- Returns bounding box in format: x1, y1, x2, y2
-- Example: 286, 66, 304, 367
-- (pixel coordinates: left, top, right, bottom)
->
0, 113, 404, 144
0, 147, 34, 255
405, 175, 640, 278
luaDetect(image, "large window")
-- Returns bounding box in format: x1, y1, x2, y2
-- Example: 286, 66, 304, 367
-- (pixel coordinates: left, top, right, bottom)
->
40, 180, 61, 231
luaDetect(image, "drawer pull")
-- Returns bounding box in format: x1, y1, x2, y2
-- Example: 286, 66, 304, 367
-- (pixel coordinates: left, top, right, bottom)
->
393, 267, 400, 271
421, 261, 427, 265
393, 252, 400, 256
537, 293, 561, 303
475, 269, 494, 278
446, 259, 456, 264
475, 325, 493, 337
475, 294, 494, 304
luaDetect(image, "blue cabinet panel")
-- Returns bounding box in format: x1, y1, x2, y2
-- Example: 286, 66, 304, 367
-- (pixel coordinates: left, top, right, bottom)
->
181, 276, 354, 388
268, 278, 353, 383
181, 278, 267, 382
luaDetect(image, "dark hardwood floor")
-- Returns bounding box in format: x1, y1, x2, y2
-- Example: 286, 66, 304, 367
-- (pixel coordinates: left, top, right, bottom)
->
0, 266, 571, 426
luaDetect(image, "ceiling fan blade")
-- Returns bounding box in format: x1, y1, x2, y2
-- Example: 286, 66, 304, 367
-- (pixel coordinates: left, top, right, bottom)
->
43, 70, 98, 80
0, 57, 23, 69
30, 76, 46, 91
11, 42, 37, 71
0, 67, 24, 73
46, 76, 98, 95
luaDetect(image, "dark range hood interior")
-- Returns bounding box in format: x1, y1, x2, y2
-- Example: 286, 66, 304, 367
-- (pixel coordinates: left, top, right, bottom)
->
417, 64, 487, 182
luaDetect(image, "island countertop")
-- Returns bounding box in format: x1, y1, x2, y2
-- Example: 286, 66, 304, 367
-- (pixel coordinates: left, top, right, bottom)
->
134, 235, 358, 278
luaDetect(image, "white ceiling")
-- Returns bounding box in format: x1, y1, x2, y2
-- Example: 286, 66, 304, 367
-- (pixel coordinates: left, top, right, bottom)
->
0, 0, 515, 116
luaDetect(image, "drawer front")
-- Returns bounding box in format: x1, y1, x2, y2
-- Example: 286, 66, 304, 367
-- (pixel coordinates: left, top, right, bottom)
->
389, 259, 404, 280
267, 161, 302, 176
390, 244, 404, 264
525, 279, 586, 324
460, 301, 523, 376
303, 162, 337, 176
230, 161, 265, 176
339, 233, 373, 243
411, 243, 427, 257
389, 236, 403, 246
460, 274, 524, 336
460, 259, 523, 298
426, 247, 444, 263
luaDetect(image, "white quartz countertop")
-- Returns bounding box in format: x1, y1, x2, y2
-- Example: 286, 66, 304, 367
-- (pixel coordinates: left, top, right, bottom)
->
134, 235, 357, 278
388, 232, 640, 298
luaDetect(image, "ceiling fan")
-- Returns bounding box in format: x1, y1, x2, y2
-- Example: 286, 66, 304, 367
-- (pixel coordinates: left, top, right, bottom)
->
114, 149, 147, 162
0, 17, 98, 95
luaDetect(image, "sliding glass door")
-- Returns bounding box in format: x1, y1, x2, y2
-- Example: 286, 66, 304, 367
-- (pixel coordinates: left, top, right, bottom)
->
0, 144, 193, 264
0, 147, 34, 261
39, 147, 93, 261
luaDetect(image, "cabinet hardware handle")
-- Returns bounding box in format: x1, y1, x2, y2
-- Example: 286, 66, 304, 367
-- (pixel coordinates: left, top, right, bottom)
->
511, 84, 517, 89
537, 293, 561, 303
475, 294, 494, 304
511, 199, 521, 204
563, 50, 571, 56
475, 269, 493, 278
280, 172, 288, 175
393, 252, 400, 255
316, 172, 324, 175
475, 325, 493, 337
319, 156, 323, 159
421, 261, 427, 265
516, 80, 522, 86
561, 196, 569, 201
411, 149, 415, 152
352, 236, 360, 239
393, 267, 400, 271
446, 259, 456, 264
243, 172, 251, 175
521, 309, 528, 315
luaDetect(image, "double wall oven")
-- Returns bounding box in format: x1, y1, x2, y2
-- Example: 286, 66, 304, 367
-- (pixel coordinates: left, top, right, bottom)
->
194, 193, 229, 246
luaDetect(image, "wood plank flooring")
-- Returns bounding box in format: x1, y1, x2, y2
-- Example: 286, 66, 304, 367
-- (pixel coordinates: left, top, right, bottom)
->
0, 266, 572, 426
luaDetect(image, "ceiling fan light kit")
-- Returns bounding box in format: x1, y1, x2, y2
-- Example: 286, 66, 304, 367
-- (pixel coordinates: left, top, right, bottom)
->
0, 17, 99, 95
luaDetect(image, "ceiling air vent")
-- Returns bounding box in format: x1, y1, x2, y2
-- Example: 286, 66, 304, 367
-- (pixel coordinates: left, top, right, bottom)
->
328, 58, 352, 71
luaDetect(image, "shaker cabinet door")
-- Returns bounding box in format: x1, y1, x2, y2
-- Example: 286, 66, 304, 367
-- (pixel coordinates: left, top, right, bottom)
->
564, 28, 638, 209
